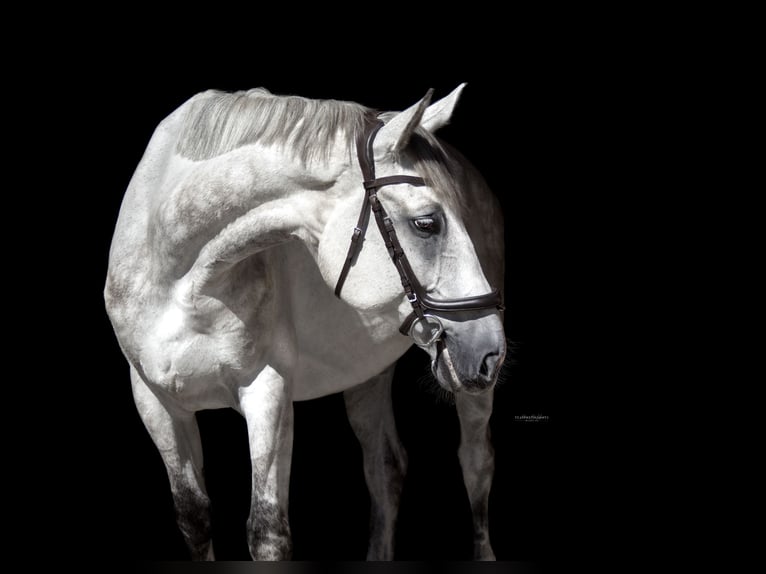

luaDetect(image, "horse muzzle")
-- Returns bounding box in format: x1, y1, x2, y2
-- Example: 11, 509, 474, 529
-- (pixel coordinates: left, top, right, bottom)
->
430, 316, 506, 394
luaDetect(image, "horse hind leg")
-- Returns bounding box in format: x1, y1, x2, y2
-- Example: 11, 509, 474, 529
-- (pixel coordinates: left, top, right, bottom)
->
343, 364, 407, 560
131, 368, 214, 560
456, 389, 496, 560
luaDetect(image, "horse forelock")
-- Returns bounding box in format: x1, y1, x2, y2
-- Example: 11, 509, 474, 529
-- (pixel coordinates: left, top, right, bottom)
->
176, 88, 373, 164
407, 129, 467, 216
374, 110, 467, 216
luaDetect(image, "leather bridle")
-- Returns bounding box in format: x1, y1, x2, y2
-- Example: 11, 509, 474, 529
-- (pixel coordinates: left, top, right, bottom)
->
334, 119, 503, 345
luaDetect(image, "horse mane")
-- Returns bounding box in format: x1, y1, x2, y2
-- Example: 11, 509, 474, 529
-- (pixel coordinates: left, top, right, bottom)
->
176, 88, 372, 163
177, 88, 466, 212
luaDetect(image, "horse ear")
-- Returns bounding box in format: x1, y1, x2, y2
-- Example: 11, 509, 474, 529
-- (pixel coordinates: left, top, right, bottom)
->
420, 83, 467, 132
375, 88, 434, 156
375, 84, 467, 158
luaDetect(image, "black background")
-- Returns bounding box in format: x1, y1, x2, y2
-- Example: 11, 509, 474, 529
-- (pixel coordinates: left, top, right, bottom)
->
11, 10, 710, 569
37, 35, 609, 564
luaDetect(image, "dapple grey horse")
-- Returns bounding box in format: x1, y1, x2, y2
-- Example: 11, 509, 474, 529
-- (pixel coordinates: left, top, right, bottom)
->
105, 84, 505, 560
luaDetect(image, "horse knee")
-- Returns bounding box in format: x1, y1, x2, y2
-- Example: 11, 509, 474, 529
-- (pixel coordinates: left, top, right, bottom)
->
246, 499, 291, 560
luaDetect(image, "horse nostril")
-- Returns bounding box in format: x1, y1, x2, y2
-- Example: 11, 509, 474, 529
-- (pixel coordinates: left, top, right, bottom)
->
479, 351, 500, 379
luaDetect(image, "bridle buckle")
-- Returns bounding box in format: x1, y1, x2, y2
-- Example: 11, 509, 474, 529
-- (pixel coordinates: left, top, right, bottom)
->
409, 314, 444, 347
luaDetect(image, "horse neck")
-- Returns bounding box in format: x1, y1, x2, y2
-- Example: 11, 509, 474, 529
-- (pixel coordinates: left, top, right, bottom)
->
158, 142, 348, 299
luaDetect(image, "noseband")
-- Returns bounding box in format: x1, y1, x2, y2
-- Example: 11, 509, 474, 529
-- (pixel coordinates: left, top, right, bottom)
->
334, 120, 503, 344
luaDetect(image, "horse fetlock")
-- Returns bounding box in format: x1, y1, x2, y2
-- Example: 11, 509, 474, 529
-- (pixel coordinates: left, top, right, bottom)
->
366, 501, 400, 560
366, 537, 395, 561
248, 532, 292, 561
474, 541, 496, 561
246, 501, 292, 561
172, 484, 213, 558
176, 511, 212, 552
187, 540, 215, 561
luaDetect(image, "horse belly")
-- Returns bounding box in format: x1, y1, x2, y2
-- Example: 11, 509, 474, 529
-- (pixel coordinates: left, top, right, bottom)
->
292, 352, 401, 401
290, 315, 410, 400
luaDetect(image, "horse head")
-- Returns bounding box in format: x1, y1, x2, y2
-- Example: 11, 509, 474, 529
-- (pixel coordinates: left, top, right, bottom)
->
318, 85, 506, 395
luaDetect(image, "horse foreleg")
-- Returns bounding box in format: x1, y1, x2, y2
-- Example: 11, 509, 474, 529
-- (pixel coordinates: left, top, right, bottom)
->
131, 368, 214, 560
239, 366, 294, 561
343, 365, 407, 560
456, 390, 496, 561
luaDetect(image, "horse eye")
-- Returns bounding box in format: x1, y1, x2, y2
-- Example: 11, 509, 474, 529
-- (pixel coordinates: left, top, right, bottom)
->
413, 216, 438, 234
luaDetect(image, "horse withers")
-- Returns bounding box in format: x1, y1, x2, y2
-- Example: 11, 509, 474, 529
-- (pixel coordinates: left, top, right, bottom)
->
105, 84, 506, 560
